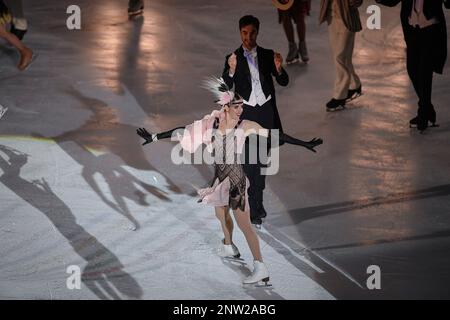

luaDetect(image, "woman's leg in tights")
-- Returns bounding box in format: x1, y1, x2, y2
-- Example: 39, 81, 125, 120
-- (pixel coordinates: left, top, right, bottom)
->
0, 23, 32, 70
296, 11, 306, 42
281, 13, 295, 43
232, 208, 263, 262
215, 206, 234, 245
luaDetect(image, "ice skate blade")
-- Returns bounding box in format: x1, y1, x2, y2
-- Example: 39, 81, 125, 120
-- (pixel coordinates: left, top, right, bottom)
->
326, 105, 346, 112
410, 123, 439, 129
255, 281, 272, 288
220, 252, 243, 260
286, 58, 300, 65
128, 9, 144, 17
243, 277, 272, 288
222, 256, 245, 263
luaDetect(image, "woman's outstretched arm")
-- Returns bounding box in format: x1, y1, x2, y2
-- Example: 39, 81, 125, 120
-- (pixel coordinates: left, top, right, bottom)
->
136, 127, 185, 145
279, 132, 323, 153
242, 120, 323, 153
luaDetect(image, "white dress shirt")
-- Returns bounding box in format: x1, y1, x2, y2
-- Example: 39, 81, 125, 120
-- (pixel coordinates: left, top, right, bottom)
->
242, 46, 272, 107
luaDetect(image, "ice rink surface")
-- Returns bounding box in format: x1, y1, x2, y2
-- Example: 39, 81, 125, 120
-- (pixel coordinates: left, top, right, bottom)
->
1, 0, 450, 299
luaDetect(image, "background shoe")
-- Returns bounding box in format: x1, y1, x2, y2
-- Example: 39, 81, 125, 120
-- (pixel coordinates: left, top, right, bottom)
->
409, 116, 419, 127
251, 216, 262, 229
417, 116, 428, 133
286, 42, 299, 64
410, 107, 438, 128
298, 40, 309, 63
346, 85, 362, 100
427, 107, 438, 127
258, 204, 267, 219
326, 98, 346, 111
10, 24, 27, 40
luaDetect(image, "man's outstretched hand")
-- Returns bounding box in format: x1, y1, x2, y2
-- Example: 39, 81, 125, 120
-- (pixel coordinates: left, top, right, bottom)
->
136, 128, 154, 145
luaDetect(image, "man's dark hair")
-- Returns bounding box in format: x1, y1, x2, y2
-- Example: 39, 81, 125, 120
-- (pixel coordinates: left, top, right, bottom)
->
239, 15, 259, 32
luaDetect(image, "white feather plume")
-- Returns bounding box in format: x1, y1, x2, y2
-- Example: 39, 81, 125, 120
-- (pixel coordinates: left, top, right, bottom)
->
202, 77, 234, 105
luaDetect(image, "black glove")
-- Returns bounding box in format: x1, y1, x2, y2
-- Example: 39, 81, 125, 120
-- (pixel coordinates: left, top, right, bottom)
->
303, 137, 323, 153
136, 128, 155, 145
279, 132, 323, 153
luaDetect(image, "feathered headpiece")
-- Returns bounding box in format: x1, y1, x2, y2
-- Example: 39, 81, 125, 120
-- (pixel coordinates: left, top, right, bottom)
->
202, 77, 237, 106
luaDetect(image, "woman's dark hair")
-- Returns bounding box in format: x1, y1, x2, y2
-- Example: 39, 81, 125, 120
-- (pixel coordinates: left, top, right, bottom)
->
231, 92, 243, 105
239, 15, 259, 32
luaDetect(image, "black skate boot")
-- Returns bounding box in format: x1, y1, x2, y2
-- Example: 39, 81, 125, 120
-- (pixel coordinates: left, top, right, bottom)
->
427, 107, 438, 127
326, 98, 346, 112
10, 24, 27, 40
346, 85, 362, 101
410, 105, 438, 129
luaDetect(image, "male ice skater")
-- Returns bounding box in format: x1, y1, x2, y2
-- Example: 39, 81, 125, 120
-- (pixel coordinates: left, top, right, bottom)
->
319, 0, 363, 111
376, 0, 450, 132
222, 15, 289, 227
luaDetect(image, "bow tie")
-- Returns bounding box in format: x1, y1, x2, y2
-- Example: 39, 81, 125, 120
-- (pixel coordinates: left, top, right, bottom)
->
243, 48, 257, 59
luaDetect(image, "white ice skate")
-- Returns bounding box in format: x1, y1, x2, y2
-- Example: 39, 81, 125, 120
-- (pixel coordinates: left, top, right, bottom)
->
217, 240, 241, 259
0, 105, 8, 120
243, 260, 271, 287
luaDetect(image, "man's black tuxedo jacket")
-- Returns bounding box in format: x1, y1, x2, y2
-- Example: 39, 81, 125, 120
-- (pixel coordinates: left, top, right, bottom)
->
222, 46, 289, 131
377, 0, 450, 74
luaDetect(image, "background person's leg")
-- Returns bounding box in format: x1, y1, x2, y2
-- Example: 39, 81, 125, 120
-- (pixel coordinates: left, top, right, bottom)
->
406, 29, 423, 126
345, 31, 361, 92
416, 27, 438, 130
280, 10, 299, 64
0, 23, 33, 70
296, 4, 309, 62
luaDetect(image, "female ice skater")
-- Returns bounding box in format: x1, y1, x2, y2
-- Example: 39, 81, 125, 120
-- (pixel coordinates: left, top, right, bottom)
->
136, 78, 322, 285
0, 0, 33, 71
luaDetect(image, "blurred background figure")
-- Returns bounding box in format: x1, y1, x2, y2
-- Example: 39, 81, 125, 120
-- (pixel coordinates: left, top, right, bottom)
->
0, 104, 7, 120
274, 0, 311, 64
319, 0, 363, 111
376, 0, 450, 132
0, 0, 34, 70
5, 0, 27, 40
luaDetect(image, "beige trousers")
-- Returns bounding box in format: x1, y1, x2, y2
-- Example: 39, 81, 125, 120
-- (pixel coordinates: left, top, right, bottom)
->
328, 15, 361, 100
